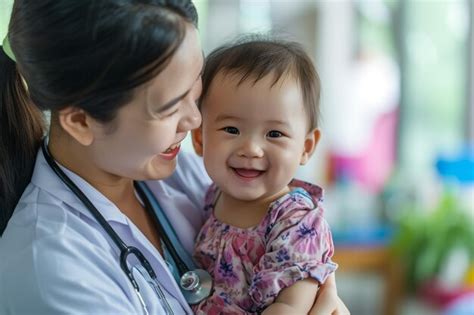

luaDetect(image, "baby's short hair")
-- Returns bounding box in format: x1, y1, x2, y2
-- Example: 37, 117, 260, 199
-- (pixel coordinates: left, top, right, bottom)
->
200, 35, 321, 130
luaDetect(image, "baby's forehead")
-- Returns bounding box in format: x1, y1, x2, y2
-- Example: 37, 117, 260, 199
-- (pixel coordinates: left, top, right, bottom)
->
201, 69, 305, 111
204, 73, 305, 111
205, 69, 300, 98
219, 67, 296, 86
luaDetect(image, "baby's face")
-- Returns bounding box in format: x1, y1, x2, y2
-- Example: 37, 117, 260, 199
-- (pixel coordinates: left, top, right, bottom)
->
195, 71, 318, 202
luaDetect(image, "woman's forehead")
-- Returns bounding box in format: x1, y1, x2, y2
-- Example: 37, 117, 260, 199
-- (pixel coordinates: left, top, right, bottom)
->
145, 26, 203, 107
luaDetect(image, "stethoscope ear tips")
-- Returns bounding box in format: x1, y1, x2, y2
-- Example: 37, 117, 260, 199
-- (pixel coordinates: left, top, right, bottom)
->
180, 269, 213, 305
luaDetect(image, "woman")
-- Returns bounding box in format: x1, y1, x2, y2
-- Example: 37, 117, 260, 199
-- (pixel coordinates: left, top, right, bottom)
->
0, 1, 348, 314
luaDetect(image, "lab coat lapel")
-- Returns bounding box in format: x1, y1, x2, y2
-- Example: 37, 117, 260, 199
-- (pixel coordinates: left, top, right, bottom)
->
125, 220, 193, 313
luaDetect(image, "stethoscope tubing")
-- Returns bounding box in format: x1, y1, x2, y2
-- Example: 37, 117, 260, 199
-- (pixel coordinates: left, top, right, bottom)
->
134, 182, 189, 276
41, 140, 156, 291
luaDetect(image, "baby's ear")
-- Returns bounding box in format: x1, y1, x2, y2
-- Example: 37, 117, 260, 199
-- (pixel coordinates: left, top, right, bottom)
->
300, 128, 321, 165
191, 127, 204, 156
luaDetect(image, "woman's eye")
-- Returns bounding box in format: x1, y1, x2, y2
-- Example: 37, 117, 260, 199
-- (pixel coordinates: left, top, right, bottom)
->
158, 106, 179, 117
223, 126, 240, 135
165, 109, 179, 117
267, 130, 283, 138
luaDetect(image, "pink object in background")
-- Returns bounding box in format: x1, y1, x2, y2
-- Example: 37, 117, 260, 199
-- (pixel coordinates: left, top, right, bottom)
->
420, 279, 474, 309
330, 109, 398, 193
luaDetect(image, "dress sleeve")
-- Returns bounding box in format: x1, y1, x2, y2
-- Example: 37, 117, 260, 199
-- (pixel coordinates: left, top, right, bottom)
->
249, 195, 338, 309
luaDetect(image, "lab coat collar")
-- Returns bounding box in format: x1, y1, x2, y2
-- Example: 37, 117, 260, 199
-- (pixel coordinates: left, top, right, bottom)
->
31, 148, 129, 225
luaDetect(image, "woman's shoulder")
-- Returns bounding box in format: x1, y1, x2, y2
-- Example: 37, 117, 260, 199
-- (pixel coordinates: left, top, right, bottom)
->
0, 175, 121, 265
2, 182, 68, 240
1, 181, 108, 257
0, 184, 132, 313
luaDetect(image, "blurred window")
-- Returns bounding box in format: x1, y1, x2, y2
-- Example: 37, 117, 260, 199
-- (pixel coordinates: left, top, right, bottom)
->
398, 0, 470, 175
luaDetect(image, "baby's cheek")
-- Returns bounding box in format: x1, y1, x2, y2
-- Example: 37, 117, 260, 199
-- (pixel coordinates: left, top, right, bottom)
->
205, 160, 223, 183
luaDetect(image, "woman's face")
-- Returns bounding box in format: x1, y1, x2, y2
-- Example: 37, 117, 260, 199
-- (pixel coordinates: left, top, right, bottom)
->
89, 23, 203, 180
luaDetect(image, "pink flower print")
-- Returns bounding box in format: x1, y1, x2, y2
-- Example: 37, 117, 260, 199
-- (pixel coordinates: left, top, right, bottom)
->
232, 237, 248, 256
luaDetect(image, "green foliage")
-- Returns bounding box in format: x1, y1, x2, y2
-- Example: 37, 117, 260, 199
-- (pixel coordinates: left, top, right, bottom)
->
391, 191, 474, 290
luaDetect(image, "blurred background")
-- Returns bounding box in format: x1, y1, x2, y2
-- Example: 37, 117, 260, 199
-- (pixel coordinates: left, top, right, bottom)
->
1, 0, 473, 314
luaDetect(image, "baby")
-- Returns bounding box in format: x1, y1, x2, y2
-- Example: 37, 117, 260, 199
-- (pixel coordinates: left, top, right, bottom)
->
191, 37, 337, 315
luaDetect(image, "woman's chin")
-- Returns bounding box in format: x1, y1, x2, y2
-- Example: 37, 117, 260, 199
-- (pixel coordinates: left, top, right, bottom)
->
145, 155, 177, 180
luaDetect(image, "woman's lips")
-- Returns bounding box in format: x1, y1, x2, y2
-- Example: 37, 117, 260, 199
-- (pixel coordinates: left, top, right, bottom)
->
159, 144, 181, 160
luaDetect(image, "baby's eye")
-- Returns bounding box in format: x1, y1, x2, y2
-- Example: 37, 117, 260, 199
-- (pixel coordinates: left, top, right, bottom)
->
223, 126, 240, 135
267, 130, 283, 138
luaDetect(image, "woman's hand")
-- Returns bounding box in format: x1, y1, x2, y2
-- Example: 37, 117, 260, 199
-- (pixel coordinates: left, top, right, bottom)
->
309, 274, 350, 315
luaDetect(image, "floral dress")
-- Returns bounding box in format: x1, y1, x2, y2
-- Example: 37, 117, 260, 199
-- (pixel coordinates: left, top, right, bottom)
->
192, 179, 338, 315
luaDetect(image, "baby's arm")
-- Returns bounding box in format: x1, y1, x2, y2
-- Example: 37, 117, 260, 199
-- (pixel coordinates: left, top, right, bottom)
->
249, 195, 337, 314
263, 278, 320, 315
309, 273, 351, 314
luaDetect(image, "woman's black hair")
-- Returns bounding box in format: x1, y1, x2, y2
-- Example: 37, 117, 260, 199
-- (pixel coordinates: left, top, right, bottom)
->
0, 0, 198, 235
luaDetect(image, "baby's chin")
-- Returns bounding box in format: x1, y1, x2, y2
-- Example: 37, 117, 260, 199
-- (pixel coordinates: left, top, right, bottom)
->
220, 186, 269, 202
220, 184, 292, 204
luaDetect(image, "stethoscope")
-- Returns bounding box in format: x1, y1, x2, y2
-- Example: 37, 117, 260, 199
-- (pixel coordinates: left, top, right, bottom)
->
41, 140, 213, 312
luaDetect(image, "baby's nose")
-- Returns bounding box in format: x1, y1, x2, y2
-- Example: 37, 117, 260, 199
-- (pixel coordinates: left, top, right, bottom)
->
237, 138, 264, 158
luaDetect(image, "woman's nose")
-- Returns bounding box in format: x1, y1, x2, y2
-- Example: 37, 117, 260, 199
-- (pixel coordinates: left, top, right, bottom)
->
178, 99, 202, 132
237, 138, 264, 158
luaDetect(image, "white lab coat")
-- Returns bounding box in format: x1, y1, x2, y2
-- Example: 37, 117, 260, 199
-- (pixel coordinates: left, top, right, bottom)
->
0, 149, 212, 314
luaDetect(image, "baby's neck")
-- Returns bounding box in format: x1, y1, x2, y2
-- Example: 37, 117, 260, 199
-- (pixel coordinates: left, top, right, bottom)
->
214, 186, 290, 229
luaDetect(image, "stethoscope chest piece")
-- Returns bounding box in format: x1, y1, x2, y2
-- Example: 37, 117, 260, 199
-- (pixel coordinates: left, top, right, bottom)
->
180, 269, 213, 305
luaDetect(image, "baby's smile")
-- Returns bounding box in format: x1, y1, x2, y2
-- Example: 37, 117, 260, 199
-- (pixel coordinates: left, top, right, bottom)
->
231, 167, 265, 181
